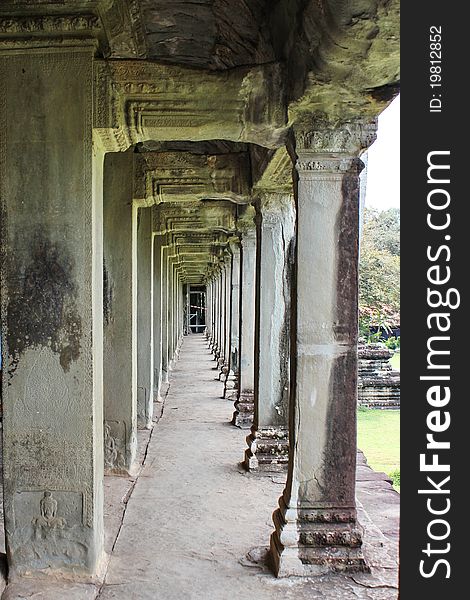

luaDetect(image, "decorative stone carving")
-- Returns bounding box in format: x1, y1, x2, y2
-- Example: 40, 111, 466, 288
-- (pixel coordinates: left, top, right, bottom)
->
296, 120, 377, 155
104, 421, 126, 472
99, 0, 147, 58
0, 14, 100, 35
32, 491, 67, 532
0, 11, 101, 51
295, 120, 377, 177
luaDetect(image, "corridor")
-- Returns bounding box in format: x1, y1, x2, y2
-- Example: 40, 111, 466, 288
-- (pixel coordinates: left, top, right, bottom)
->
4, 335, 398, 599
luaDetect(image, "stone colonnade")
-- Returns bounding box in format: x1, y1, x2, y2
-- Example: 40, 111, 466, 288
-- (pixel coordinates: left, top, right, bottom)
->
0, 36, 378, 582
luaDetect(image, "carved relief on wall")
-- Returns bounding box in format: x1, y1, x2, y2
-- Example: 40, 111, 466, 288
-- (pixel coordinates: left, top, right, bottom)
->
104, 420, 126, 471
32, 491, 67, 536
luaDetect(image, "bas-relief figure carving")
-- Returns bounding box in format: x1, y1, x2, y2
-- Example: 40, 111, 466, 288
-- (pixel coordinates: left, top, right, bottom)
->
104, 421, 127, 471
32, 491, 67, 534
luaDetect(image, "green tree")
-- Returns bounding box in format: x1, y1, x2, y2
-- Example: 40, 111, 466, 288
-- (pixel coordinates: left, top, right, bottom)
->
362, 207, 400, 256
359, 208, 400, 335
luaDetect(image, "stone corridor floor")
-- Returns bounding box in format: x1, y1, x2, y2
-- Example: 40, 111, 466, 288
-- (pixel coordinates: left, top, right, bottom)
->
0, 334, 399, 599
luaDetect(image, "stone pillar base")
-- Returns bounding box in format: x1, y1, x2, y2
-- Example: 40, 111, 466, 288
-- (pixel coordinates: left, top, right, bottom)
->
223, 372, 238, 398
243, 426, 288, 472
270, 497, 369, 577
231, 392, 254, 428
218, 361, 229, 381
226, 387, 238, 402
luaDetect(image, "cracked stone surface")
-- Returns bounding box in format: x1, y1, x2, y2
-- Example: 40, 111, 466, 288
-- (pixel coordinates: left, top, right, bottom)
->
1, 334, 398, 599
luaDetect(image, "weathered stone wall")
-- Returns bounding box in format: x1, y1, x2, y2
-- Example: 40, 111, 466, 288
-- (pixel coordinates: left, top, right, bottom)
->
0, 47, 104, 576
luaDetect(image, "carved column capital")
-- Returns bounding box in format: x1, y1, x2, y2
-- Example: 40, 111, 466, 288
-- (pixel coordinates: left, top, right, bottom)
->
236, 204, 256, 238
295, 119, 377, 176
228, 236, 241, 255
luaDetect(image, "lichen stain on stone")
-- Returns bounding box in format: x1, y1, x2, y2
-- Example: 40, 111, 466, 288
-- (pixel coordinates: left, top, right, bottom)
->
7, 229, 82, 375
103, 257, 113, 327
335, 164, 361, 336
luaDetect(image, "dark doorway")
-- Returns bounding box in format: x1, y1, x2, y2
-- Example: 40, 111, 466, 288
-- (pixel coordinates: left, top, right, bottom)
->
188, 286, 206, 333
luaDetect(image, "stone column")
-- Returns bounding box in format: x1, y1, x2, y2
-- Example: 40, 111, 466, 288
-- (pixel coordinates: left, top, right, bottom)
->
184, 283, 190, 335
224, 253, 232, 372
207, 276, 214, 346
210, 271, 218, 349
166, 253, 173, 369
212, 272, 219, 352
153, 232, 164, 400
232, 214, 256, 428
224, 239, 241, 398
103, 150, 137, 475
270, 121, 377, 577
0, 44, 104, 576
244, 192, 295, 472
212, 267, 221, 359
205, 279, 212, 340
175, 265, 184, 354
168, 254, 178, 367
219, 254, 231, 380
137, 206, 154, 429
161, 243, 170, 384
217, 259, 228, 371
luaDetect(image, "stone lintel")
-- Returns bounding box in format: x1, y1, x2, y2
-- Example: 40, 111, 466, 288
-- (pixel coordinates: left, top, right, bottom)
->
134, 151, 251, 205
153, 202, 237, 236
93, 60, 288, 150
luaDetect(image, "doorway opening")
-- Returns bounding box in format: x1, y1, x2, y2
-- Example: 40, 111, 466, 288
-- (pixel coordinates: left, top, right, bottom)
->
187, 285, 206, 333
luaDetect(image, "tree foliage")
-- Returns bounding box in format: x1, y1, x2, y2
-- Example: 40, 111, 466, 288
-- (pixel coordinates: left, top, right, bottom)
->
359, 208, 400, 333
362, 208, 400, 256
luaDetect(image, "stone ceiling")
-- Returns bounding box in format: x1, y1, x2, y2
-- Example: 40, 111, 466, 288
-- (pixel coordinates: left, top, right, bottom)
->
140, 0, 274, 69
0, 0, 400, 283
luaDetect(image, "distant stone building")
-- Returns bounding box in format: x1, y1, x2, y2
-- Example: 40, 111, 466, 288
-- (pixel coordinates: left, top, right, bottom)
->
358, 344, 400, 408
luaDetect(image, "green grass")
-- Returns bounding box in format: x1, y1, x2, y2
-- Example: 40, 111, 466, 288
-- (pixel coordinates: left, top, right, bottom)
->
357, 408, 400, 492
389, 350, 400, 371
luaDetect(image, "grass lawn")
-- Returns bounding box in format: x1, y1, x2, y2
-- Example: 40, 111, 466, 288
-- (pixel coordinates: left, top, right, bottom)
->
357, 408, 400, 491
389, 350, 400, 371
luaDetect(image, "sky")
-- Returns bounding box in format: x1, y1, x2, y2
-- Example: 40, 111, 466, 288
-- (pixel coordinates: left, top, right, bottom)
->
364, 95, 400, 210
